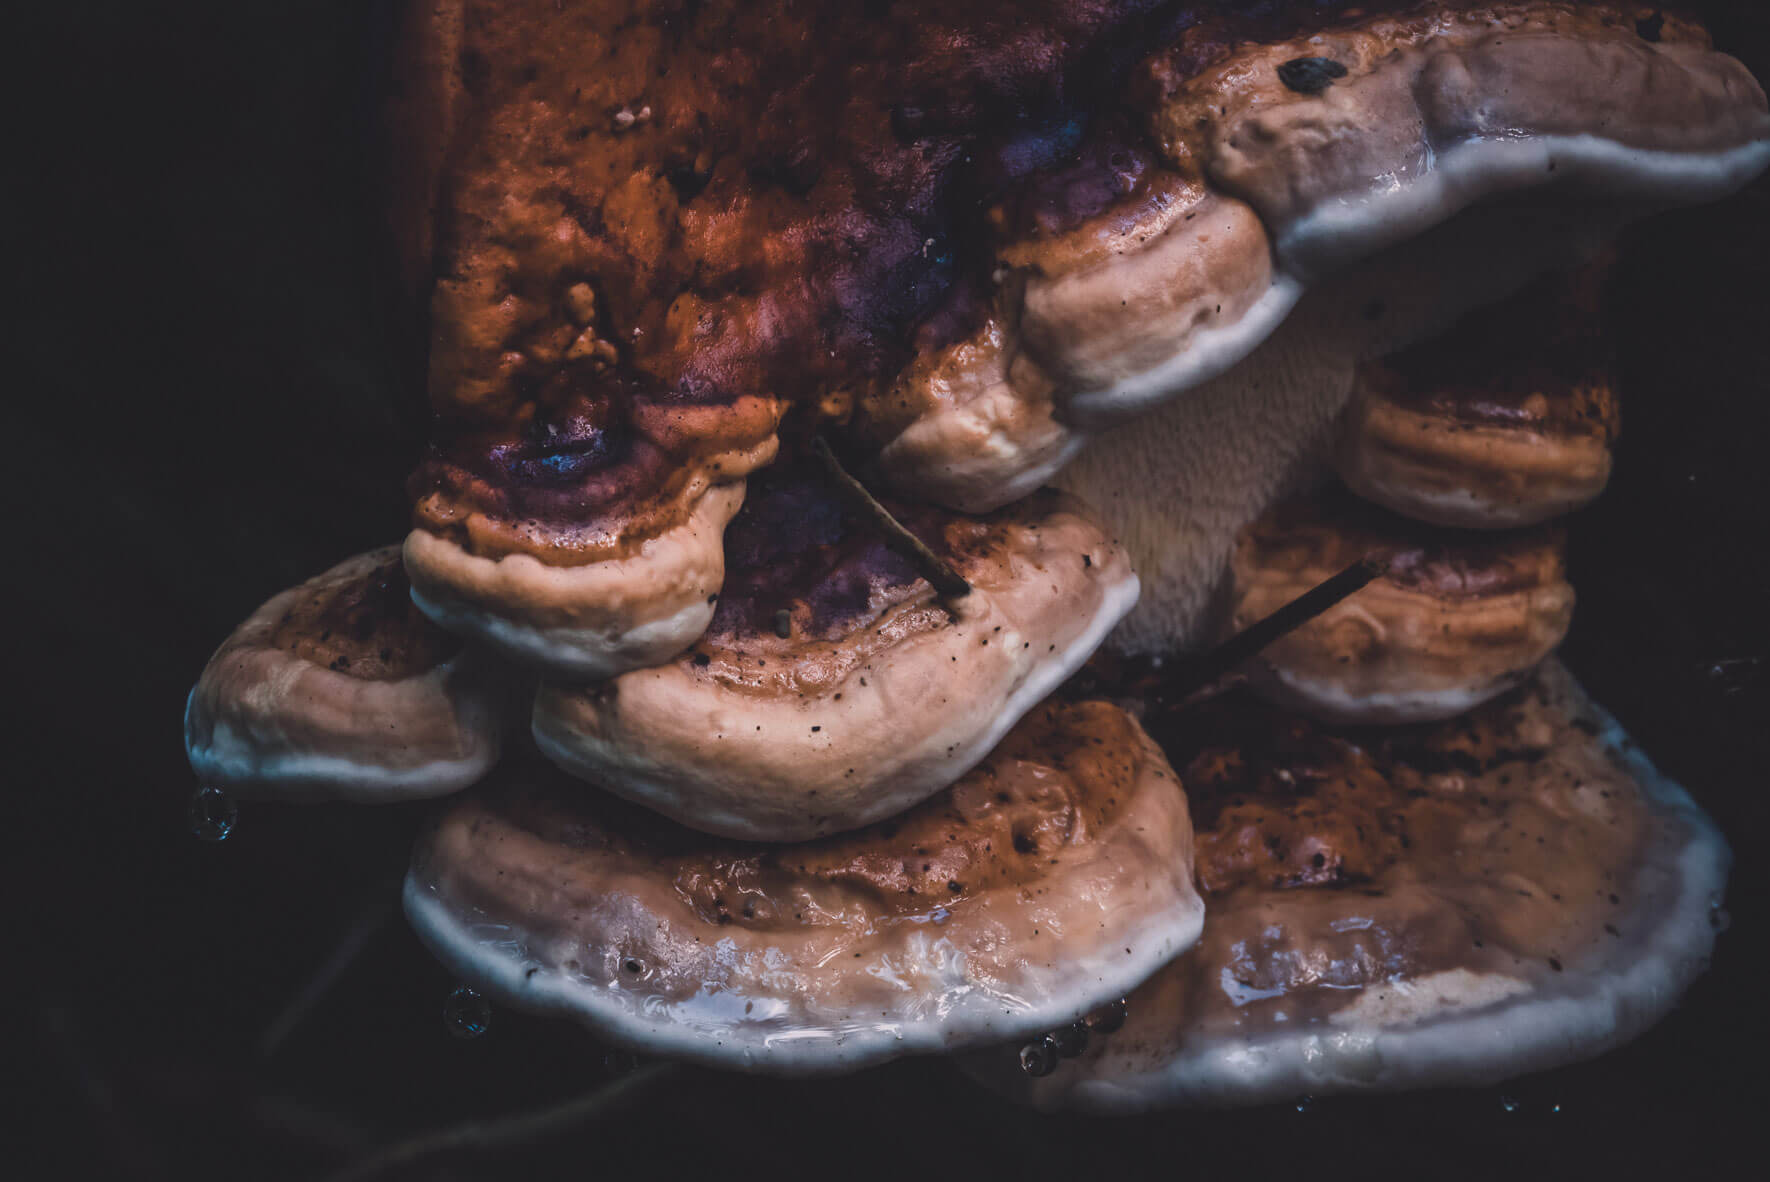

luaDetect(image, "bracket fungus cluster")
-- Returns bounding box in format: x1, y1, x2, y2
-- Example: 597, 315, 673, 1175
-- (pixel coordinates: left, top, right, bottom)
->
188, 0, 1762, 1102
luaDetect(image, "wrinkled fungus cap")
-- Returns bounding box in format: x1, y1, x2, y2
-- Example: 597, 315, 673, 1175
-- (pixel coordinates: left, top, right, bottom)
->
184, 548, 504, 801
961, 661, 1729, 1110
532, 475, 1138, 840
406, 699, 1202, 1074
1337, 261, 1620, 529
1228, 491, 1574, 723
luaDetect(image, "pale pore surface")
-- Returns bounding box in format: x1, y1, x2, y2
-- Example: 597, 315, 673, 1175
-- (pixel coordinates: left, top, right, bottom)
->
1059, 199, 1623, 655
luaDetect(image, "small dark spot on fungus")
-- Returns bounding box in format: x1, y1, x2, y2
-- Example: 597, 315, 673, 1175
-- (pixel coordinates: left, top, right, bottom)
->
1636, 11, 1664, 42
773, 609, 792, 638
1277, 57, 1348, 95
1548, 957, 1564, 972
692, 652, 711, 667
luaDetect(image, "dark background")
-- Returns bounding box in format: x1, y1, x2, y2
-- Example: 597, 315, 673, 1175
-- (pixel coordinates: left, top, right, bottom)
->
16, 3, 1770, 1178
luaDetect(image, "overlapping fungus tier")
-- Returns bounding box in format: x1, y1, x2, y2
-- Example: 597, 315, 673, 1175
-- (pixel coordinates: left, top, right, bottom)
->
1358, 263, 1620, 439
260, 551, 460, 681
469, 700, 1150, 930
1141, 670, 1651, 1014
1238, 488, 1567, 602
397, 0, 1718, 560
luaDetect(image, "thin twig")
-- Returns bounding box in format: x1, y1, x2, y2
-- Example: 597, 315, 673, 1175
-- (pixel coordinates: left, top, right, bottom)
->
319, 1061, 682, 1182
809, 435, 971, 600
1166, 554, 1390, 701
260, 896, 396, 1059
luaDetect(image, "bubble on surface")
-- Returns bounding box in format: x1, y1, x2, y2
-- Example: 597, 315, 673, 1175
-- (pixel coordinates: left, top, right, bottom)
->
188, 786, 237, 842
445, 985, 490, 1039
1019, 1037, 1058, 1078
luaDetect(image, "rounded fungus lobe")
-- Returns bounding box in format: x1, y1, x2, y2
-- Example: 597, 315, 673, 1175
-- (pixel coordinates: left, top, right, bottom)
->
878, 3, 1766, 512
531, 473, 1138, 841
405, 700, 1203, 1074
961, 661, 1729, 1110
184, 549, 505, 802
1150, 3, 1770, 277
1228, 491, 1574, 724
387, 3, 1766, 662
1337, 261, 1621, 529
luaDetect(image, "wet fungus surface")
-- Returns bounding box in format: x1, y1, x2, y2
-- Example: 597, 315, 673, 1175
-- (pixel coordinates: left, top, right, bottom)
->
181, 0, 1761, 1099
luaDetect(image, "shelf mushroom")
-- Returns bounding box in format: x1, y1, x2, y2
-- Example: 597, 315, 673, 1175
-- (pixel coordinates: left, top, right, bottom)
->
176, 0, 1764, 1096
532, 472, 1138, 840
386, 0, 1768, 664
184, 548, 506, 801
1226, 490, 1575, 723
1337, 261, 1620, 529
961, 662, 1729, 1110
407, 699, 1202, 1073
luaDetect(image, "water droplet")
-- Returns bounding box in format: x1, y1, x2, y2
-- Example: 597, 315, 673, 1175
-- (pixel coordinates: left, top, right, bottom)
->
1710, 900, 1732, 932
1499, 1095, 1521, 1114
1550, 1103, 1563, 1115
444, 985, 490, 1038
188, 786, 237, 842
1294, 1095, 1313, 1114
1018, 1037, 1058, 1078
1083, 998, 1128, 1034
1051, 1023, 1088, 1059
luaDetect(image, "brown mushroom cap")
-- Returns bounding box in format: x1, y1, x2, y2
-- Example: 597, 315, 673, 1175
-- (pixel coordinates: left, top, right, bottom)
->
1154, 4, 1770, 276
531, 474, 1138, 840
1338, 261, 1620, 528
1228, 491, 1574, 723
871, 3, 1766, 513
961, 661, 1729, 1109
184, 548, 505, 801
405, 699, 1202, 1073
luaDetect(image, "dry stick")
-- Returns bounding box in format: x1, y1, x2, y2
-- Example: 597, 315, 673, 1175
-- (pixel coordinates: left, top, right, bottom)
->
319, 1061, 681, 1182
260, 896, 397, 1059
809, 435, 971, 600
1166, 554, 1391, 702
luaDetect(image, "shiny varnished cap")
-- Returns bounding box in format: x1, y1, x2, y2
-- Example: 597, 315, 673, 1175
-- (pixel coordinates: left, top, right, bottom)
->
532, 471, 1138, 840
1228, 489, 1574, 723
406, 699, 1202, 1073
961, 661, 1729, 1109
184, 548, 505, 801
1338, 260, 1621, 528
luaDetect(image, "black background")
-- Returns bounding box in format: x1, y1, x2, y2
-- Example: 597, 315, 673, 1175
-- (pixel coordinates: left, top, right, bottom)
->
16, 3, 1770, 1178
